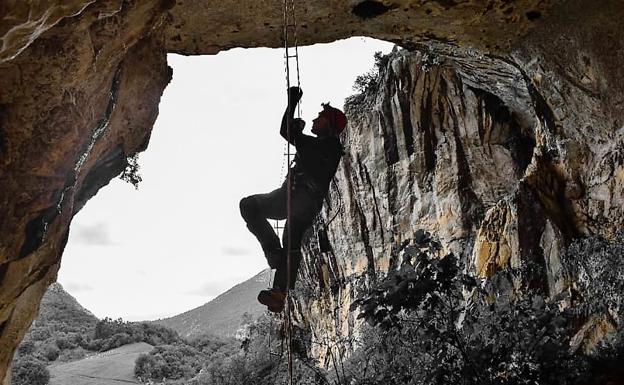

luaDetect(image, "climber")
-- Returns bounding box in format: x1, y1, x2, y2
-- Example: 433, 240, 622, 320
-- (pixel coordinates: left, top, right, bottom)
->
239, 86, 347, 313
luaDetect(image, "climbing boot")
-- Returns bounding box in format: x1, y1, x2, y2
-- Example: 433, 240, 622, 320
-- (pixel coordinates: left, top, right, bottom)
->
264, 248, 284, 269
257, 289, 286, 313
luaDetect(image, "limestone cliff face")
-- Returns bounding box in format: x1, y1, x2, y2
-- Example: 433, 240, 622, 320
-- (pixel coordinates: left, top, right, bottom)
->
0, 0, 622, 381
296, 4, 624, 363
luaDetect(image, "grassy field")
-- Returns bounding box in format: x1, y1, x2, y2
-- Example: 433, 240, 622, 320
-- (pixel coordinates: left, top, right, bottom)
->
48, 342, 153, 385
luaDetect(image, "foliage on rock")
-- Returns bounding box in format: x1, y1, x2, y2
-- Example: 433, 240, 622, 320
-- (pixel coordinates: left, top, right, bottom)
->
344, 230, 624, 385
345, 50, 392, 111
559, 231, 624, 379
120, 153, 143, 189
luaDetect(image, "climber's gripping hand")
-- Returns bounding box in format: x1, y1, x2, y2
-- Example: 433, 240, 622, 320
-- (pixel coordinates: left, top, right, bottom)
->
288, 86, 303, 104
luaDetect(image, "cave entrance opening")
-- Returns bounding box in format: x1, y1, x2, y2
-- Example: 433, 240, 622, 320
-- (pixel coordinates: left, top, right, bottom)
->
55, 37, 394, 323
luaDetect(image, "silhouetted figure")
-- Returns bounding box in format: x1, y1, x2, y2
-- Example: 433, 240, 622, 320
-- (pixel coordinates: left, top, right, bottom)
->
239, 87, 347, 313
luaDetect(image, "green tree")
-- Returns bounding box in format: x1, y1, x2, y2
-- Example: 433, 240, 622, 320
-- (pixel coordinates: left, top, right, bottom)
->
11, 357, 49, 385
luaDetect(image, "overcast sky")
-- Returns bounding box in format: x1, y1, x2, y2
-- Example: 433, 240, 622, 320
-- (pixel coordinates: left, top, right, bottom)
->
57, 37, 394, 321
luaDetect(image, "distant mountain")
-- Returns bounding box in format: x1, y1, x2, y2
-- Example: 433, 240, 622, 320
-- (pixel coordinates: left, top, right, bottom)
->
155, 269, 271, 339
30, 282, 98, 334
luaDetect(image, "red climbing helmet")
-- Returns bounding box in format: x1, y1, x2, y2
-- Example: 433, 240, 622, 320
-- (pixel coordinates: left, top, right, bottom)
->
320, 103, 348, 135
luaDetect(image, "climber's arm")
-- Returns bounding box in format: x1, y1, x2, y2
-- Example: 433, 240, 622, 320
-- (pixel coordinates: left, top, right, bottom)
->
280, 87, 304, 144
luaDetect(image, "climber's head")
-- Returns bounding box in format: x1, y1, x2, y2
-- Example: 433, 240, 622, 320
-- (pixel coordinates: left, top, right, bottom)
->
311, 103, 347, 138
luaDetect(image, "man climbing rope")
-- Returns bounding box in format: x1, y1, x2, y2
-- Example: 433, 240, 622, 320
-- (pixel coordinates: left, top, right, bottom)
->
239, 86, 347, 313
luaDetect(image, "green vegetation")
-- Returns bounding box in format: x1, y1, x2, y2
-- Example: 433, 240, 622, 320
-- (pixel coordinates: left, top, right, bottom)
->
12, 284, 182, 385
133, 316, 324, 385
188, 315, 325, 385
339, 230, 624, 385
132, 231, 624, 385
15, 315, 181, 366
119, 153, 142, 189
90, 317, 180, 351
351, 51, 391, 96
345, 50, 392, 113
135, 344, 205, 382
13, 230, 624, 385
11, 357, 49, 385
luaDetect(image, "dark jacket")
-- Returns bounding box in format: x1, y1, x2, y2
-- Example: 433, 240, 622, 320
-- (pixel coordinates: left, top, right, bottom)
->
286, 133, 343, 197
280, 115, 343, 199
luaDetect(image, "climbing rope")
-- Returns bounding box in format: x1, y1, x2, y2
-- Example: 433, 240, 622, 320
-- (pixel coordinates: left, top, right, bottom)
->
283, 0, 301, 384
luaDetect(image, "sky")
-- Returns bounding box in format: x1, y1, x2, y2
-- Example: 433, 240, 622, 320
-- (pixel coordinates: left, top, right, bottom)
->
57, 37, 394, 322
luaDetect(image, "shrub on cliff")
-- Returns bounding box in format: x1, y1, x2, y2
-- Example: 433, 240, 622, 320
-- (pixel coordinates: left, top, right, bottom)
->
352, 51, 390, 95
345, 50, 393, 112
120, 153, 142, 189
346, 230, 591, 385
560, 231, 624, 381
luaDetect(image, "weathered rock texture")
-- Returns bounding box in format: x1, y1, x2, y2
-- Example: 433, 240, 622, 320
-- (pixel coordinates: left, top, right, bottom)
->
0, 1, 173, 379
296, 2, 624, 366
0, 0, 622, 381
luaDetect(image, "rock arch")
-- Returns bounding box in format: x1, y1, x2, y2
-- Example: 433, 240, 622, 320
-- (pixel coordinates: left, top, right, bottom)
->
1, 0, 623, 381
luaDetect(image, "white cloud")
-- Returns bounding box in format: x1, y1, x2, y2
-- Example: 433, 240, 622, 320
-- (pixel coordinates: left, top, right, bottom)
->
72, 222, 112, 246
221, 245, 251, 256
63, 282, 94, 293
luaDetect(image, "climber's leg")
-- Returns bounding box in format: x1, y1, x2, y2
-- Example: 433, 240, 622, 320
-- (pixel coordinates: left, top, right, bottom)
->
272, 189, 321, 291
239, 187, 286, 268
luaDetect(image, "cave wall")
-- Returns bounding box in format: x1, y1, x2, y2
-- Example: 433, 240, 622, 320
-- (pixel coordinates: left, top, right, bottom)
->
0, 0, 173, 377
295, 2, 624, 365
0, 0, 622, 381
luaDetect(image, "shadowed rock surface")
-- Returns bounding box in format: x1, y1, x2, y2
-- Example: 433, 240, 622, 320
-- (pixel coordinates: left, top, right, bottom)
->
1, 0, 623, 382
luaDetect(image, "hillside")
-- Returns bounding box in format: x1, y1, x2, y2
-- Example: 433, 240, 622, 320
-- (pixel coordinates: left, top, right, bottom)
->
155, 269, 270, 338
31, 283, 98, 332
12, 283, 185, 385
48, 342, 153, 385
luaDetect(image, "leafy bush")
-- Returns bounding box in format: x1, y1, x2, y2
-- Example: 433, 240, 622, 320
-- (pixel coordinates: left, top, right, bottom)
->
560, 231, 624, 382
189, 315, 325, 385
120, 153, 142, 189
55, 335, 76, 350
58, 347, 86, 362
29, 328, 51, 342
39, 343, 60, 362
346, 230, 593, 385
561, 231, 624, 324
135, 344, 205, 382
16, 340, 36, 357
190, 333, 238, 356
11, 357, 49, 385
352, 51, 391, 95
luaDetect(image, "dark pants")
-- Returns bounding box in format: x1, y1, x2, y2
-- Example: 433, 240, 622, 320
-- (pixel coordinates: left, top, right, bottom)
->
240, 183, 321, 291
